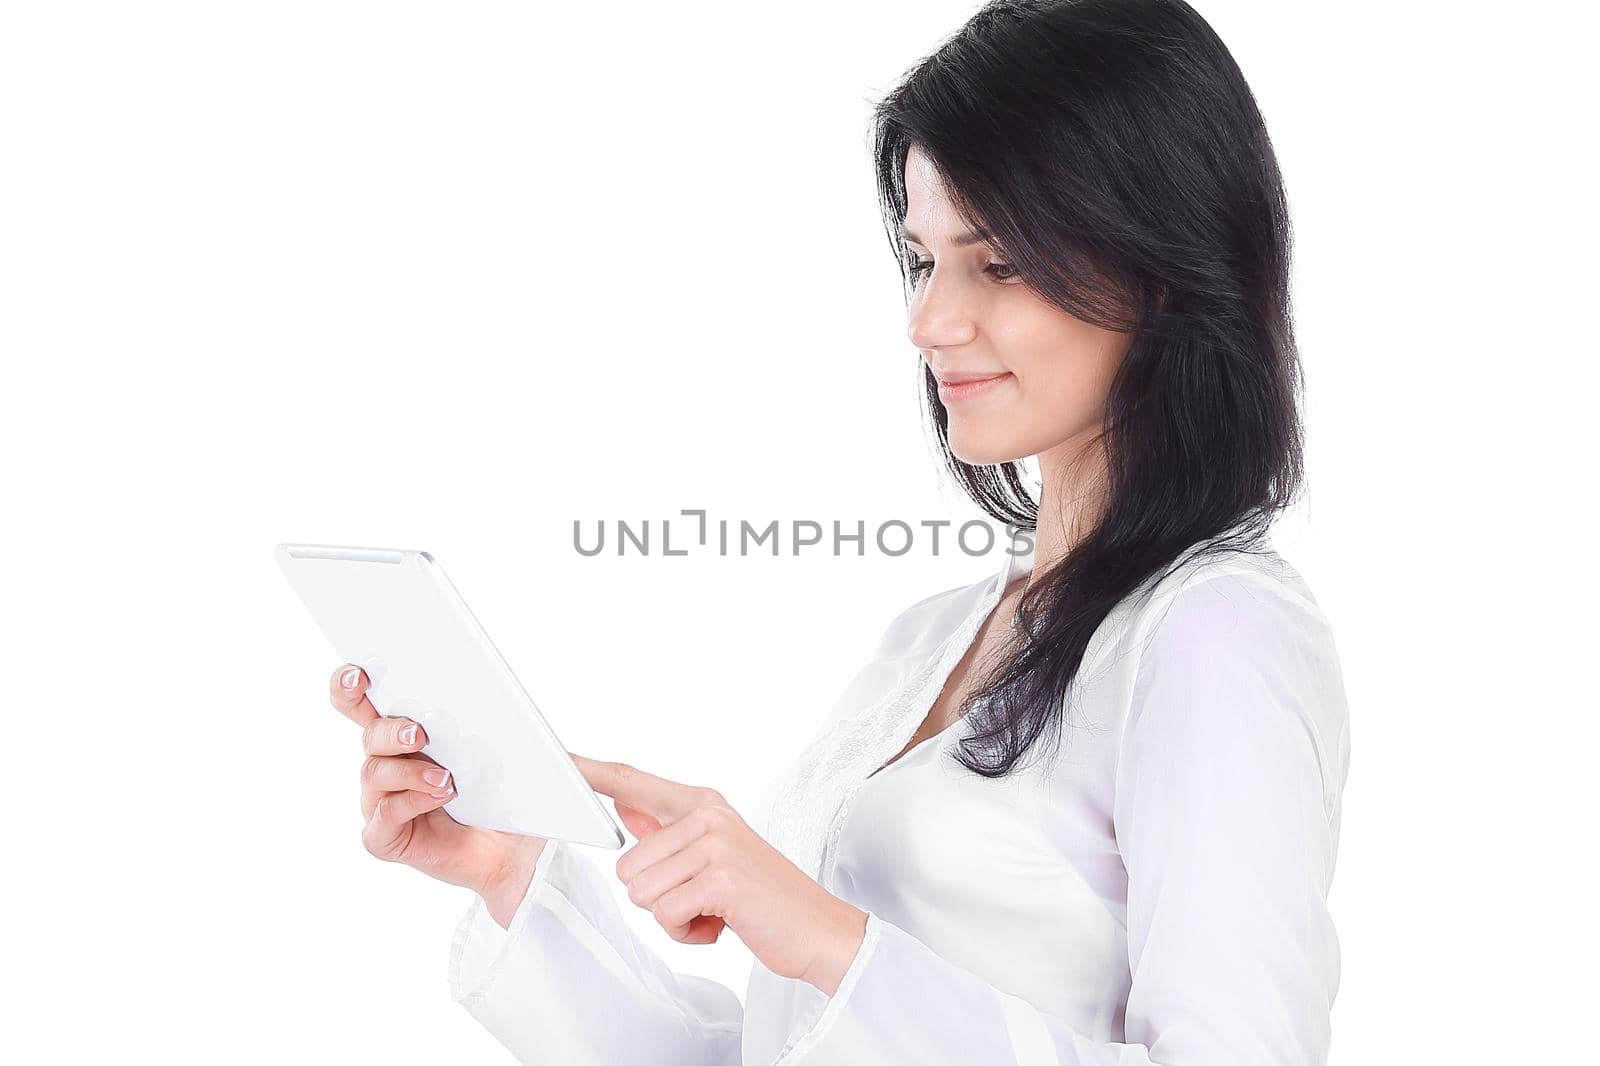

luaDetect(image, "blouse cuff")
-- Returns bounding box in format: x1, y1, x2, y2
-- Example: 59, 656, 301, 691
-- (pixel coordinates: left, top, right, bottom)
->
774, 911, 1079, 1066
772, 909, 883, 1063
447, 836, 565, 1004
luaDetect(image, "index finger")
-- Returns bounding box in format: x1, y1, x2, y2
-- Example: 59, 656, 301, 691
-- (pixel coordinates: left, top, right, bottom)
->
328, 663, 378, 727
570, 753, 702, 826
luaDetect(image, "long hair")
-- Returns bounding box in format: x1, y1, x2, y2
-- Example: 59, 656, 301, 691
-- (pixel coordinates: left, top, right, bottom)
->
871, 0, 1304, 778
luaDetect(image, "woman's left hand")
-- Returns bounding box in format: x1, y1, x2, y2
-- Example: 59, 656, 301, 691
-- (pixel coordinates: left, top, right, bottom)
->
571, 753, 869, 996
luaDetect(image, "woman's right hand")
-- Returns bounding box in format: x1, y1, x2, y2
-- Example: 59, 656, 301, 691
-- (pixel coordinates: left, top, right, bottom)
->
328, 663, 548, 927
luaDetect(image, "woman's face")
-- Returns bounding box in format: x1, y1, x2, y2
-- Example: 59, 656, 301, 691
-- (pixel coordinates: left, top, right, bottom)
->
901, 145, 1130, 468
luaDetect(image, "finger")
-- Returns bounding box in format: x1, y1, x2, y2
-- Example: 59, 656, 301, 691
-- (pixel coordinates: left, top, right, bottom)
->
363, 715, 429, 756
625, 840, 711, 915
360, 755, 455, 814
371, 786, 455, 827
329, 664, 378, 727
615, 808, 712, 885
363, 788, 455, 857
680, 915, 726, 945
652, 875, 726, 943
573, 754, 706, 827
614, 801, 662, 840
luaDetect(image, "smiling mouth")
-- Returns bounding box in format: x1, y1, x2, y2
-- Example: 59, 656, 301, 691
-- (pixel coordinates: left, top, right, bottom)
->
935, 371, 1012, 403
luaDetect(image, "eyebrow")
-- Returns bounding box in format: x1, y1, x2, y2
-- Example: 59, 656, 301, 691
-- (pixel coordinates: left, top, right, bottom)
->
897, 223, 992, 248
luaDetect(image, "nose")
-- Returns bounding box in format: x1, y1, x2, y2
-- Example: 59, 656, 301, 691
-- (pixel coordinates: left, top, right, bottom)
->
906, 274, 978, 351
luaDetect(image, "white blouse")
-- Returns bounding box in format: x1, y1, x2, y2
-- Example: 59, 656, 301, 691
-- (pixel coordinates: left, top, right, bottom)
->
446, 527, 1351, 1064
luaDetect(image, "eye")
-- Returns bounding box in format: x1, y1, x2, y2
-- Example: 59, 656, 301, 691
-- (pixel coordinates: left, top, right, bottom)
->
902, 253, 1019, 284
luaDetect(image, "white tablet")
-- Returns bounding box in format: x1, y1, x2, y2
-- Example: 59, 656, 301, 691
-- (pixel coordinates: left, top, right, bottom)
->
276, 543, 625, 849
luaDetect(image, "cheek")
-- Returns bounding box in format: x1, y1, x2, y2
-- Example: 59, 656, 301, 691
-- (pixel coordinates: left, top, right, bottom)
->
1019, 346, 1115, 419
1003, 319, 1123, 432
940, 297, 1129, 465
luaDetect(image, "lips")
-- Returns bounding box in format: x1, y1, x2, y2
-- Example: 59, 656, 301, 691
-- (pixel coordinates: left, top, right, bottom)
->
933, 369, 1012, 403
934, 369, 1009, 386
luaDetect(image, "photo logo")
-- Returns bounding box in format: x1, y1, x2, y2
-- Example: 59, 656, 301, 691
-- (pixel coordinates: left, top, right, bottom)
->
573, 510, 1033, 559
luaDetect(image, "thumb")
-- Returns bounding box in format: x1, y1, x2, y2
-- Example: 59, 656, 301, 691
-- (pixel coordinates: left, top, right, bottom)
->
615, 801, 663, 840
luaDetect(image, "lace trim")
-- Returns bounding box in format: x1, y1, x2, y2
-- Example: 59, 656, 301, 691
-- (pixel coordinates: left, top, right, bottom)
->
764, 578, 1001, 884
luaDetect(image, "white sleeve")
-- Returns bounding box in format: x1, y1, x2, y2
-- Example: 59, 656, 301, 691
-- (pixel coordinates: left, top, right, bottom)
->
442, 585, 978, 1065
448, 836, 744, 1065
772, 572, 1349, 1065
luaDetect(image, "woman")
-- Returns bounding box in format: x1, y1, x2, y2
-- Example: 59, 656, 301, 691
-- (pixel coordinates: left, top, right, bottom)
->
326, 1, 1350, 1061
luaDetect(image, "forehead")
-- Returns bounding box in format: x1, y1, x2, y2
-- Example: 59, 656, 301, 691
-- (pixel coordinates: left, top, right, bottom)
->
901, 146, 984, 246
903, 146, 956, 221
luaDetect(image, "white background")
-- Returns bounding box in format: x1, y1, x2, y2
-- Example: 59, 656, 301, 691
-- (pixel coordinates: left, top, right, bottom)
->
2, 1, 1593, 1060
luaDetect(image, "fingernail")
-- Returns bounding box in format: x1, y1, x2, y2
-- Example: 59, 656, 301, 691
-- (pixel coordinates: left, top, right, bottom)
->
340, 666, 361, 690
423, 767, 450, 788
399, 723, 418, 746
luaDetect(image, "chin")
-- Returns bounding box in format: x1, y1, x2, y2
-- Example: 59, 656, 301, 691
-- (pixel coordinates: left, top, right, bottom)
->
946, 426, 1033, 467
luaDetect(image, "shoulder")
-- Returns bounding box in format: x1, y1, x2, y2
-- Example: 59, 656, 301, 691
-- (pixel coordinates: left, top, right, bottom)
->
1132, 543, 1337, 667
1120, 544, 1350, 819
867, 568, 997, 661
1067, 532, 1328, 686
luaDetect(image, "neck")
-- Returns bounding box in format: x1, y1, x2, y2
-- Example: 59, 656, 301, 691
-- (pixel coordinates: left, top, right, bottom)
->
1030, 429, 1109, 574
